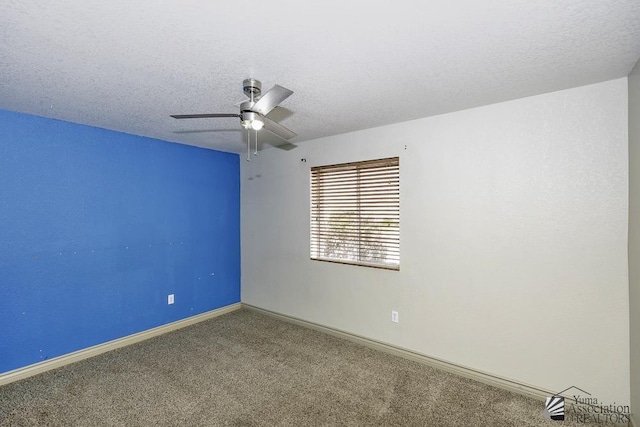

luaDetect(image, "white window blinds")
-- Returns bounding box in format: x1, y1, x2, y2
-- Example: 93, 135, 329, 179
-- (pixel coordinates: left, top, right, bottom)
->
310, 157, 400, 270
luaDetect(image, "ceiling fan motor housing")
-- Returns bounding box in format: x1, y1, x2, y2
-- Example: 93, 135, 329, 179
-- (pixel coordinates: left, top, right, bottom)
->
239, 100, 256, 112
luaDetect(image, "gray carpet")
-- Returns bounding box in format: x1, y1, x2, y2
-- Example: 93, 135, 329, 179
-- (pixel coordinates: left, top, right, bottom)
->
0, 309, 601, 426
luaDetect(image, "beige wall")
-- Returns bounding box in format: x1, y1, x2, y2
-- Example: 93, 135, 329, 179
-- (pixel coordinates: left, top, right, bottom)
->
629, 59, 640, 426
241, 78, 630, 404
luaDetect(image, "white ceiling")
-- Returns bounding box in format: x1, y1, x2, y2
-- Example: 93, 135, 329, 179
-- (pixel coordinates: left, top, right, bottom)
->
1, 1, 639, 154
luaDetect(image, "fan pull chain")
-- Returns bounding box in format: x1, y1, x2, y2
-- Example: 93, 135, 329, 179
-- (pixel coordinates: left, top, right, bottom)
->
246, 130, 251, 162
254, 129, 259, 156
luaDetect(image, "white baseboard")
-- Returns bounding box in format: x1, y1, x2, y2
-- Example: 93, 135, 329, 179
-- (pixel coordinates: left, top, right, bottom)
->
242, 303, 553, 402
0, 303, 241, 387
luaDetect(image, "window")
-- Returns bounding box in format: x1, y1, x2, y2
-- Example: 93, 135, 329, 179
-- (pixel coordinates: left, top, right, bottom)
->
310, 157, 400, 270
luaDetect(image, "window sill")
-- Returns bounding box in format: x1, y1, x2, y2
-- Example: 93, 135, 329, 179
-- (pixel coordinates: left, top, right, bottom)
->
310, 257, 400, 271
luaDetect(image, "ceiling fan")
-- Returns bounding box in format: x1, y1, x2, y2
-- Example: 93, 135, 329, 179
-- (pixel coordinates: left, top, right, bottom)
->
170, 79, 296, 160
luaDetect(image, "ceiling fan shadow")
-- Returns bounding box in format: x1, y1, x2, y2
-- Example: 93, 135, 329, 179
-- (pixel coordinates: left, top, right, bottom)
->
271, 142, 297, 151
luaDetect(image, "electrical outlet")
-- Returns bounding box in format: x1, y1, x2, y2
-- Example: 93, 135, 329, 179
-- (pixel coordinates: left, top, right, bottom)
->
168, 294, 174, 305
391, 310, 399, 323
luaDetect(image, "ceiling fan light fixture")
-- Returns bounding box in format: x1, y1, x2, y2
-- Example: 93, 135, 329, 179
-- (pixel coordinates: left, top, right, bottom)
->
241, 111, 264, 131
250, 118, 264, 130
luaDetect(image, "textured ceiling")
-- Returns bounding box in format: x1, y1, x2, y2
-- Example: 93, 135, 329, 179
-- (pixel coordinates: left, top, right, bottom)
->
1, 1, 640, 154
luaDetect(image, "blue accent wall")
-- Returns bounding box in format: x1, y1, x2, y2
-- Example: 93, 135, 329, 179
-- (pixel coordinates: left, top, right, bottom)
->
0, 110, 240, 374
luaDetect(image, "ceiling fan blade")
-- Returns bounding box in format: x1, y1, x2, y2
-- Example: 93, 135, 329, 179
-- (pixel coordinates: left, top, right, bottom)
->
263, 116, 297, 140
252, 85, 293, 115
170, 113, 240, 119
